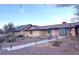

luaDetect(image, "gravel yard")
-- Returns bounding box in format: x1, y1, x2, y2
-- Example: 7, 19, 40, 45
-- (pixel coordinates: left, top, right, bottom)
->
0, 37, 79, 55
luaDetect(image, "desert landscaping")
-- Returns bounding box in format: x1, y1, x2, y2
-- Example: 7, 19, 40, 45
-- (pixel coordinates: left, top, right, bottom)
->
0, 37, 79, 55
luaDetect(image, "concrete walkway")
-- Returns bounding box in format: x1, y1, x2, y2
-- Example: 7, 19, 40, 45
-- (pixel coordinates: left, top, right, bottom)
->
2, 36, 65, 51
2, 39, 55, 51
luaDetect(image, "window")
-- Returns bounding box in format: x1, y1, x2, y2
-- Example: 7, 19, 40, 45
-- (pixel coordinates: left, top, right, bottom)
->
59, 28, 66, 35
47, 29, 51, 34
30, 30, 32, 34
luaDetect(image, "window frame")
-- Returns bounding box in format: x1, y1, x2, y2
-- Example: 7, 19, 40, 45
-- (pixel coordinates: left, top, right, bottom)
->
59, 28, 66, 35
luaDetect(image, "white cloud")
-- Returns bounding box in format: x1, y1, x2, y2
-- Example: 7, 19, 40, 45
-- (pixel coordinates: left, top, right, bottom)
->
20, 8, 24, 14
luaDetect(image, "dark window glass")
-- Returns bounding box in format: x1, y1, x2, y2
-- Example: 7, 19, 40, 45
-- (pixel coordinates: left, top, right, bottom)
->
47, 29, 51, 34
30, 30, 32, 34
59, 28, 66, 35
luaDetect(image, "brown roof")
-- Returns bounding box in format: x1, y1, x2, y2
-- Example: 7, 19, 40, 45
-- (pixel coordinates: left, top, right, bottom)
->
23, 25, 41, 30
23, 22, 79, 31
15, 22, 79, 31
15, 24, 32, 31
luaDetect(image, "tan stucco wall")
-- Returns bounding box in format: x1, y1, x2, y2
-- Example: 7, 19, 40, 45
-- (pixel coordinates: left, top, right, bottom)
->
15, 31, 25, 36
39, 30, 46, 37
41, 30, 51, 37
45, 30, 49, 36
43, 30, 52, 36
41, 29, 60, 37
51, 29, 59, 36
15, 28, 76, 37
71, 28, 76, 36
17, 29, 60, 37
24, 30, 41, 37
51, 28, 76, 37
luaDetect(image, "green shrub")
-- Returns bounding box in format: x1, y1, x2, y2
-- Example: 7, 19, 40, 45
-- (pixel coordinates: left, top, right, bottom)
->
5, 33, 16, 43
52, 41, 60, 46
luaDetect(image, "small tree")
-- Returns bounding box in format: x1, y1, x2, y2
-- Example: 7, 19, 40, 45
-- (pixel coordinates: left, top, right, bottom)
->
4, 25, 9, 33
3, 23, 16, 43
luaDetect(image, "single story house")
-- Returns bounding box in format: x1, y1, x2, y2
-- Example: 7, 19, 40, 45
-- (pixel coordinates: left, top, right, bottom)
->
14, 22, 79, 38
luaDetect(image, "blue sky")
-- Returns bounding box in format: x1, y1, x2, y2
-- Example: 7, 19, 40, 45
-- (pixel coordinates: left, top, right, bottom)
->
0, 4, 75, 28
